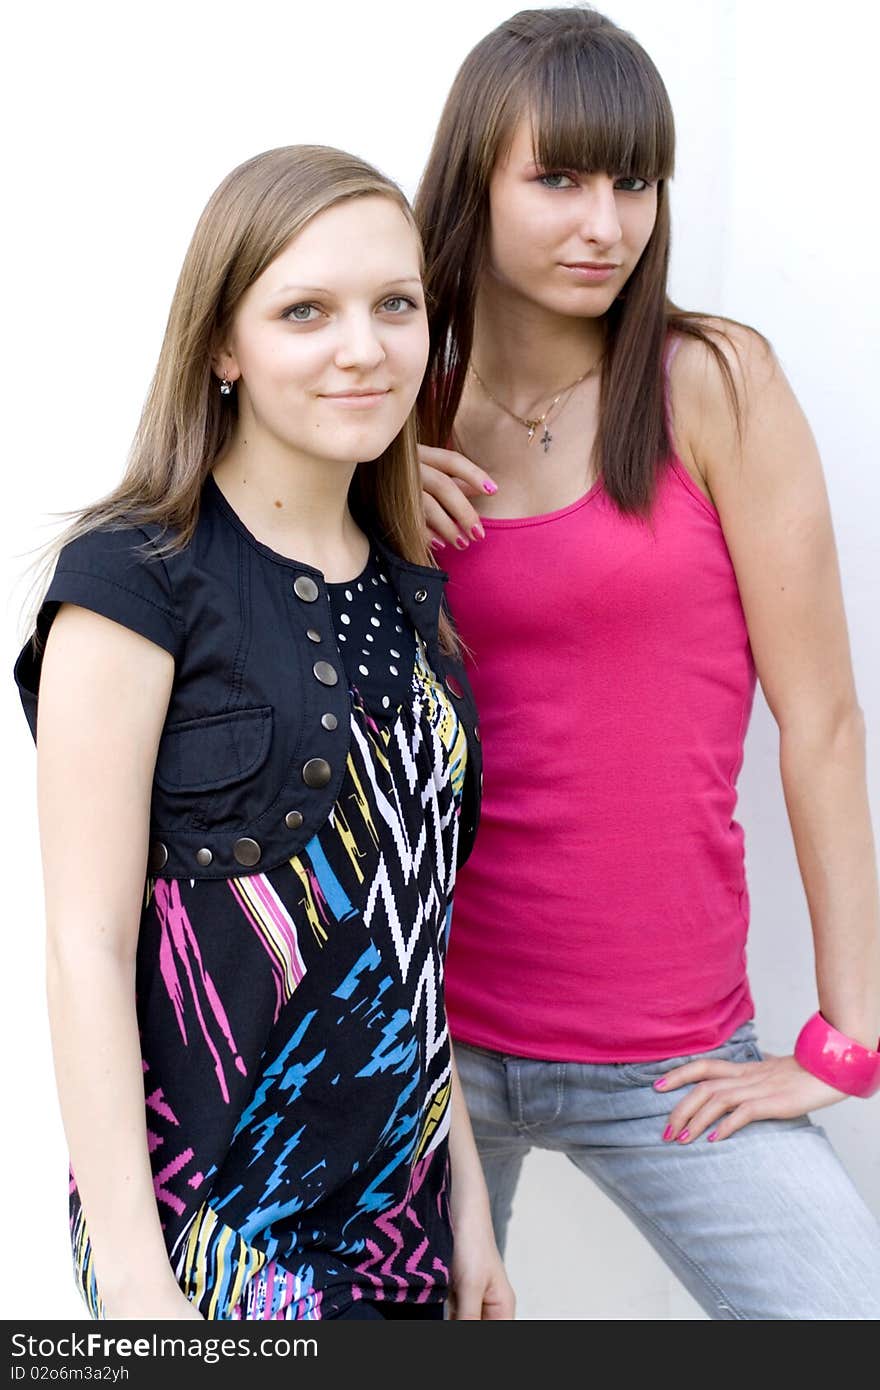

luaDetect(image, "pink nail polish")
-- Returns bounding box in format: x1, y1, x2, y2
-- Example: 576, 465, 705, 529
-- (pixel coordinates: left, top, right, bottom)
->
677, 1128, 690, 1144
662, 1124, 674, 1142
483, 480, 498, 494
430, 537, 446, 551
653, 1077, 667, 1090
707, 1130, 719, 1142
453, 535, 468, 550
471, 524, 485, 541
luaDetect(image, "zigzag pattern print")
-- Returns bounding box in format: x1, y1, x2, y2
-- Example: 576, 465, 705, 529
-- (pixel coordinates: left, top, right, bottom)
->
70, 641, 465, 1320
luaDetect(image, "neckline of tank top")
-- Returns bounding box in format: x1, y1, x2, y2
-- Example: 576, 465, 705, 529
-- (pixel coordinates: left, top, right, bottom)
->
202, 473, 439, 583
476, 474, 603, 529
471, 454, 719, 530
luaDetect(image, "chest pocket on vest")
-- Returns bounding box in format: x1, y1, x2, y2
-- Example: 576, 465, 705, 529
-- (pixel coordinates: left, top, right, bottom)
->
155, 706, 273, 793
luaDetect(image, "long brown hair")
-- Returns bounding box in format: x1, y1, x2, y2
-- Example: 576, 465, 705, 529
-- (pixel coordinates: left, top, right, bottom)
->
27, 145, 459, 655
415, 5, 754, 516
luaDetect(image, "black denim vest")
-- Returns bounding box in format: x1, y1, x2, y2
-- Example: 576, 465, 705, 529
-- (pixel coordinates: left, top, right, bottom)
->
15, 477, 482, 880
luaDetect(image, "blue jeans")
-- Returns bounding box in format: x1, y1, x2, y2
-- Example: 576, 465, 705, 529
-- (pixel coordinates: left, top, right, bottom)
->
454, 1022, 880, 1319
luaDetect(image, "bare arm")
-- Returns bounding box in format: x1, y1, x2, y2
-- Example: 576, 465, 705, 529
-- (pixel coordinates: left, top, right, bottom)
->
38, 603, 199, 1318
446, 1045, 515, 1319
680, 327, 880, 1046
657, 328, 880, 1141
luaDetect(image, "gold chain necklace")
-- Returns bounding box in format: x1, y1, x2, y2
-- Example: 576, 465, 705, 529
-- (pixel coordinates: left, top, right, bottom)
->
469, 357, 601, 454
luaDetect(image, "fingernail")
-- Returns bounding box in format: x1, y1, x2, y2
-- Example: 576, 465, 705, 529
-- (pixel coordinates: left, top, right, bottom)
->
677, 1128, 691, 1144
471, 524, 485, 541
653, 1077, 667, 1090
707, 1130, 719, 1143
483, 480, 498, 494
662, 1124, 674, 1142
430, 537, 446, 551
453, 535, 468, 550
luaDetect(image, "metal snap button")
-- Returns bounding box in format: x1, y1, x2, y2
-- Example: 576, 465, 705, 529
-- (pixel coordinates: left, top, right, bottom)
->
321, 712, 338, 731
445, 675, 464, 699
233, 837, 261, 867
306, 629, 322, 643
293, 576, 319, 602
302, 758, 332, 789
149, 841, 169, 873
313, 660, 338, 687
414, 588, 428, 603
285, 810, 304, 830
195, 847, 213, 867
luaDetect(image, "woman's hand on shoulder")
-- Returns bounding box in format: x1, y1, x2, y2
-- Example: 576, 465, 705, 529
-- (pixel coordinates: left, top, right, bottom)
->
418, 443, 497, 552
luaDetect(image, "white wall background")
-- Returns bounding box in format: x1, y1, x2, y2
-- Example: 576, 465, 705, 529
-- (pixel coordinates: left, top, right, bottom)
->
3, 0, 878, 1321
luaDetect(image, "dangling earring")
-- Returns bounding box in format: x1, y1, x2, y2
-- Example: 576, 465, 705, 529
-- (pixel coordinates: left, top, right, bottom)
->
219, 375, 233, 397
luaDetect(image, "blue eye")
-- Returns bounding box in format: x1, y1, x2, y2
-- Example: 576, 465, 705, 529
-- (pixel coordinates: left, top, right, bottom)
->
284, 304, 320, 323
538, 172, 577, 189
614, 176, 651, 192
380, 295, 418, 313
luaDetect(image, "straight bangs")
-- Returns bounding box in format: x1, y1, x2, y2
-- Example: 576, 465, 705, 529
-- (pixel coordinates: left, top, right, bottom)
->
515, 33, 675, 182
417, 6, 754, 522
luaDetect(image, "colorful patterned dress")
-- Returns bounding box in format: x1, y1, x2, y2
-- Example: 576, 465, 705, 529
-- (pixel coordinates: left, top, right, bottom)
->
70, 550, 467, 1319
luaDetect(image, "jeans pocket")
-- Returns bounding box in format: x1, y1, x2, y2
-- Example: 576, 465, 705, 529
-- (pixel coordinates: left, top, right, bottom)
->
617, 1020, 761, 1085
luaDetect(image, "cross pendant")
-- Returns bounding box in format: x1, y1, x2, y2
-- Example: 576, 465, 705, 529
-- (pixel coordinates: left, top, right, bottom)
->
540, 425, 553, 453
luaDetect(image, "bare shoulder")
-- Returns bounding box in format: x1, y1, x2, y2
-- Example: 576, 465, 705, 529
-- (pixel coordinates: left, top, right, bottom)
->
670, 318, 779, 420
668, 318, 785, 500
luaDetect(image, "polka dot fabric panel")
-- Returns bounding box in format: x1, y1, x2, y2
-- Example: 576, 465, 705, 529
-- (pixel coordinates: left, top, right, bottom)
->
327, 553, 417, 718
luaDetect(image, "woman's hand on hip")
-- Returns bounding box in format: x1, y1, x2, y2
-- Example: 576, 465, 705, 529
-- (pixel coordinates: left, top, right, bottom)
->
656, 1053, 846, 1144
418, 444, 496, 552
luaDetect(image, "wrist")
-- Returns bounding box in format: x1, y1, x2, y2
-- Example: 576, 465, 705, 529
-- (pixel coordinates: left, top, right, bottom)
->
449, 1169, 492, 1223
97, 1259, 180, 1312
794, 1011, 880, 1098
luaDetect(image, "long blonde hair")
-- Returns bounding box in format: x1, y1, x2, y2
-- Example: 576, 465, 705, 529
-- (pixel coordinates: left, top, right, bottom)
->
27, 145, 458, 654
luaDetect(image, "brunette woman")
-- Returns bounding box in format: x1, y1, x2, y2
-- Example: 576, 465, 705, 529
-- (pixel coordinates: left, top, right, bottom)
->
415, 6, 880, 1319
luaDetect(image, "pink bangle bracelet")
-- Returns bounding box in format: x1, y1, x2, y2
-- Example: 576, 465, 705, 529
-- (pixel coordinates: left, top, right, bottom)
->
794, 1012, 880, 1098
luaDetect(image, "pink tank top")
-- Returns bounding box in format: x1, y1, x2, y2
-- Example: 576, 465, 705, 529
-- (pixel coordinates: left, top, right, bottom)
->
443, 445, 757, 1062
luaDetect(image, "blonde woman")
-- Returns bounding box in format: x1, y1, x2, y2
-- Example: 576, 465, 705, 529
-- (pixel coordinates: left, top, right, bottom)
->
14, 146, 513, 1322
